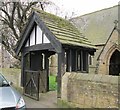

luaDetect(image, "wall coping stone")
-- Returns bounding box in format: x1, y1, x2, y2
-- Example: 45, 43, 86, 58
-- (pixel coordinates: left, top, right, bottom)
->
65, 72, 118, 85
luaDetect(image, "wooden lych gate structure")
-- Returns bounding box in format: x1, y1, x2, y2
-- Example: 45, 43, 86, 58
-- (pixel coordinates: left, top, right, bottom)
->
15, 10, 96, 100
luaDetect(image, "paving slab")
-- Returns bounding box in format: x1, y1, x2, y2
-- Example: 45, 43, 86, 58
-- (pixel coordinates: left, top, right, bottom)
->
23, 91, 58, 108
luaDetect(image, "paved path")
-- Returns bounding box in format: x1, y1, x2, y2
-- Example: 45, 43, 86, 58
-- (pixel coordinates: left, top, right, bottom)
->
23, 91, 58, 108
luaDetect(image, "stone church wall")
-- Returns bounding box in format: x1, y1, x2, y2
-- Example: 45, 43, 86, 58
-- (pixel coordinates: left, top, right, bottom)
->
97, 29, 119, 75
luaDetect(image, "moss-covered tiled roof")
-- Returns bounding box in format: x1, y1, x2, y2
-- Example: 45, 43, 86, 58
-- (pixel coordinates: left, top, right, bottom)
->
70, 5, 118, 45
33, 9, 96, 49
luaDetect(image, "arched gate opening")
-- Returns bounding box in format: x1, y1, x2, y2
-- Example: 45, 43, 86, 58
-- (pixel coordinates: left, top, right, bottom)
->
23, 50, 56, 100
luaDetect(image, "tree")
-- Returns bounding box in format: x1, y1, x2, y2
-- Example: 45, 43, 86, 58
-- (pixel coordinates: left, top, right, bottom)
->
0, 1, 54, 60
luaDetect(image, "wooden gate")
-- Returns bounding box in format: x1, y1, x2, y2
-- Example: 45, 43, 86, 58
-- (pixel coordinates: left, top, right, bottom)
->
39, 70, 48, 93
24, 70, 40, 100
24, 70, 48, 100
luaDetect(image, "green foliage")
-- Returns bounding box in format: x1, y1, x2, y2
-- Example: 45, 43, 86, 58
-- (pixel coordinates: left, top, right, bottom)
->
49, 75, 57, 91
57, 99, 77, 108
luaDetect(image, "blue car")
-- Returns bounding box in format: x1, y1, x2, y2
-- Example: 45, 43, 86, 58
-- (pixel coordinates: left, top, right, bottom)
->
0, 73, 26, 109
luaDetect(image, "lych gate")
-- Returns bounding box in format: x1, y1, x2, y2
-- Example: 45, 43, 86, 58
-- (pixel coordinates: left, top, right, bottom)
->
15, 10, 96, 100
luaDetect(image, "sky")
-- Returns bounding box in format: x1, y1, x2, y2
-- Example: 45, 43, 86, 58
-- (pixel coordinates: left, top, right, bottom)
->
50, 0, 120, 17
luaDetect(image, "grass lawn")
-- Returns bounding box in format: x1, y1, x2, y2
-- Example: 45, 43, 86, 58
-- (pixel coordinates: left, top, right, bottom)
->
49, 75, 57, 91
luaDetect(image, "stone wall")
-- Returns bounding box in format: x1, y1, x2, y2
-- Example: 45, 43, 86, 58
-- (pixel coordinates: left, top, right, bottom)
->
49, 54, 58, 75
0, 68, 21, 88
61, 72, 119, 108
0, 44, 19, 68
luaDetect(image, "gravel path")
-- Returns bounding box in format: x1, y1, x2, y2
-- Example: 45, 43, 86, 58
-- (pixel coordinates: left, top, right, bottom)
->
23, 91, 58, 108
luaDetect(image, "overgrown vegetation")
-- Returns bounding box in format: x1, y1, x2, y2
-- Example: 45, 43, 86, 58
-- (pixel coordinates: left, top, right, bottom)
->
57, 99, 77, 108
49, 75, 57, 91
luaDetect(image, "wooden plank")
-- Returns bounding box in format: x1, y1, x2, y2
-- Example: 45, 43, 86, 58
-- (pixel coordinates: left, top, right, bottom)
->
35, 24, 37, 45
65, 50, 68, 72
75, 50, 78, 71
81, 51, 83, 72
86, 52, 89, 73
39, 70, 48, 93
24, 70, 40, 101
21, 51, 24, 87
28, 37, 30, 47
71, 49, 77, 71
57, 48, 65, 98
66, 49, 72, 72
23, 43, 54, 53
42, 32, 44, 44
69, 49, 72, 72
45, 54, 49, 91
23, 52, 30, 88
61, 49, 65, 76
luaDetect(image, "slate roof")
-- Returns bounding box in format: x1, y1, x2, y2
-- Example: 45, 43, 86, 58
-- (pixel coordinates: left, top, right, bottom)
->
16, 9, 96, 55
33, 9, 96, 49
70, 5, 118, 45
